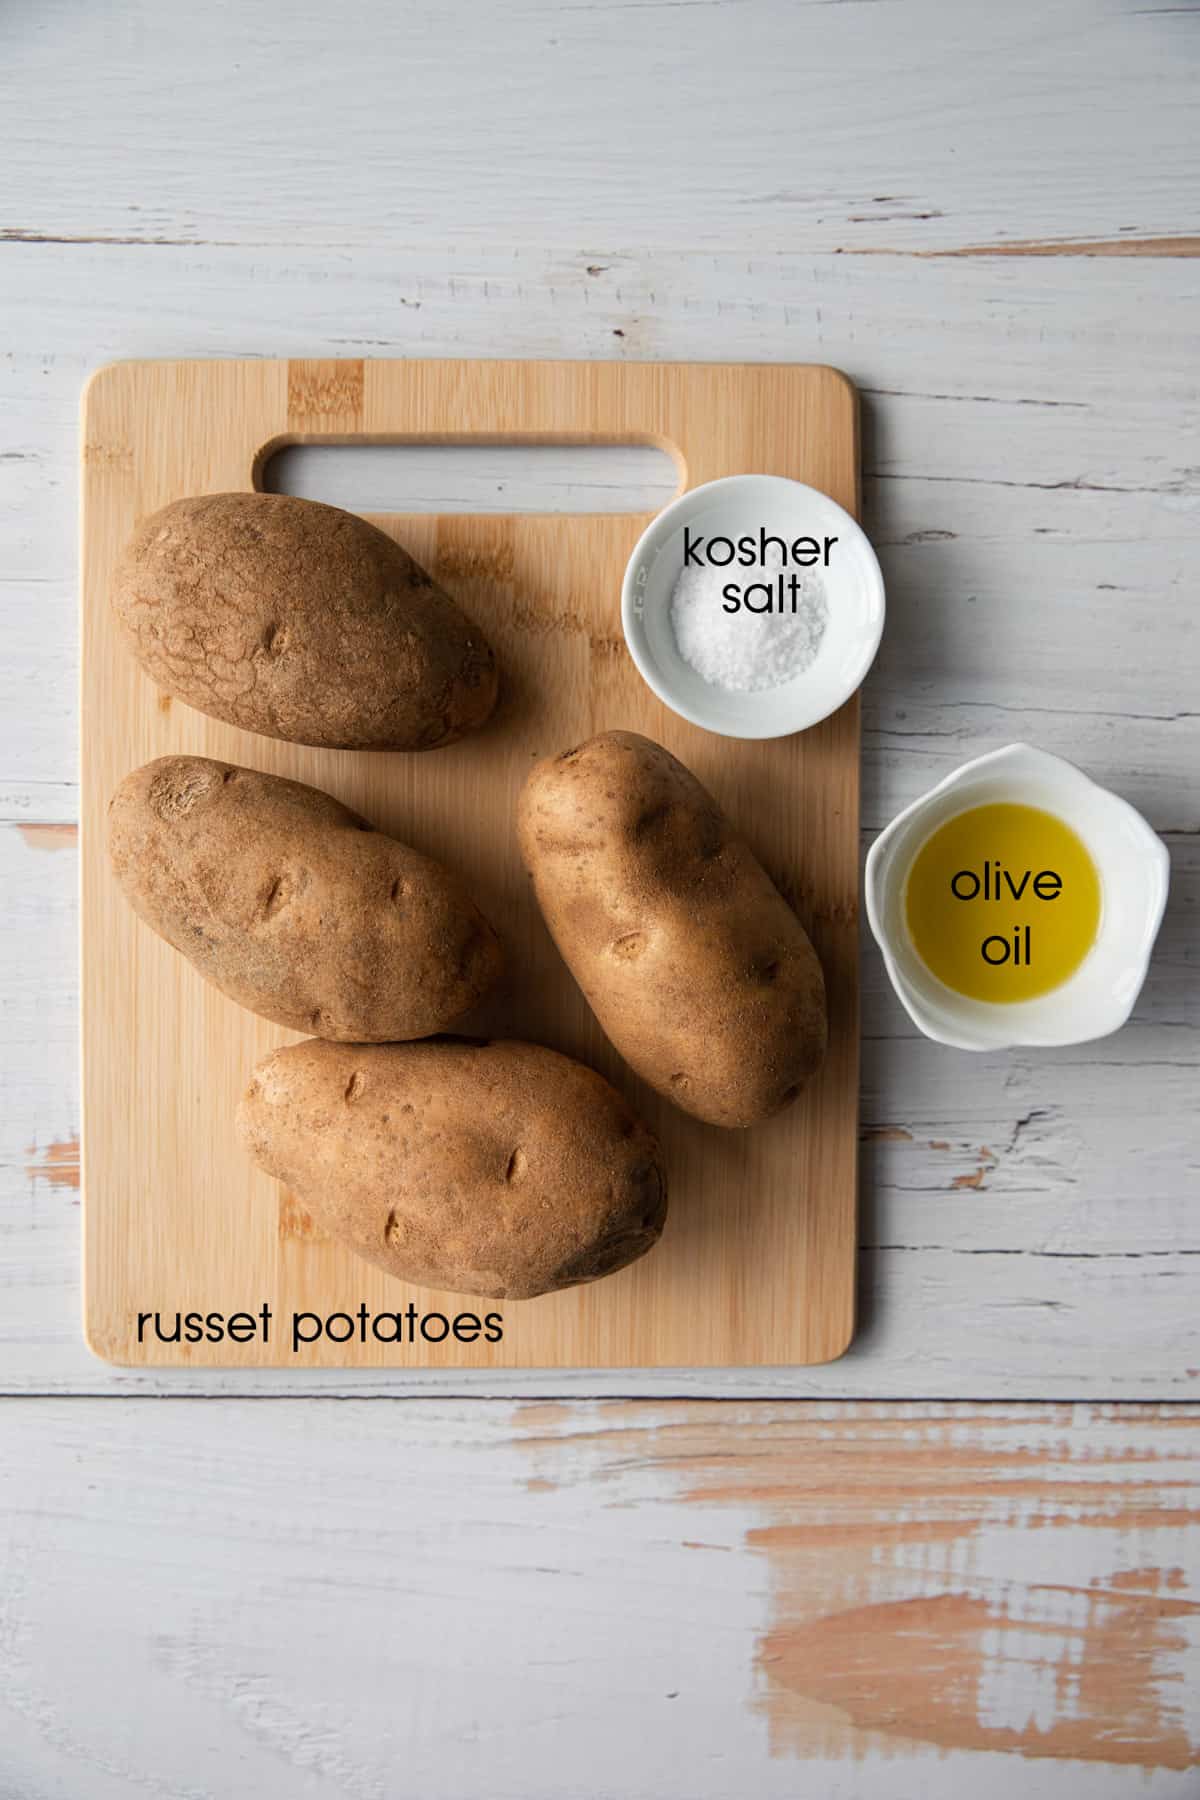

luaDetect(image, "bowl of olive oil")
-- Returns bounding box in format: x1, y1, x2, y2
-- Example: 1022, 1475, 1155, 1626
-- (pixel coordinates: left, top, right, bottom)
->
865, 744, 1169, 1050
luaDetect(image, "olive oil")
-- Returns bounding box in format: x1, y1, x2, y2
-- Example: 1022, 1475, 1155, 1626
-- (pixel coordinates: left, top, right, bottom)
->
904, 803, 1101, 1003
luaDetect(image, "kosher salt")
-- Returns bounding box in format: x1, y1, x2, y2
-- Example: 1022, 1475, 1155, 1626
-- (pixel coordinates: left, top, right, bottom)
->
670, 542, 828, 693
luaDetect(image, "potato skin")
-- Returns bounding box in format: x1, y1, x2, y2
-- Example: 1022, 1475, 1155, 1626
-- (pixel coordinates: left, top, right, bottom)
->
237, 1038, 668, 1301
518, 731, 827, 1128
108, 756, 503, 1041
112, 492, 498, 749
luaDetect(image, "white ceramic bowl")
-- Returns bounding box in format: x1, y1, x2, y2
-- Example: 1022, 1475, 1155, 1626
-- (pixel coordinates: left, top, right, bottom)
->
621, 474, 885, 739
865, 744, 1170, 1051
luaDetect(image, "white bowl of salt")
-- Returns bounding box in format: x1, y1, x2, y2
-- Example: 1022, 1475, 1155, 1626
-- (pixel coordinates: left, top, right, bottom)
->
621, 474, 885, 739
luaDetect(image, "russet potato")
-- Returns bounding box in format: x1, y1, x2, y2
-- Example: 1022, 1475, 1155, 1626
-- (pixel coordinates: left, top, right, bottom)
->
518, 730, 827, 1128
237, 1037, 668, 1301
108, 755, 503, 1041
111, 492, 498, 749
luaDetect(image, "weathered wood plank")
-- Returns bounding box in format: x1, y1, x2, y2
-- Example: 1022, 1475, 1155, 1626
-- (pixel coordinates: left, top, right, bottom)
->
4, 0, 1198, 253
0, 1399, 1196, 1795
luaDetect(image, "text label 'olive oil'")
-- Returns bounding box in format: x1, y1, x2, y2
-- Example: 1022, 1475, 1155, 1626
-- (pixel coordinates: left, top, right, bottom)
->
904, 803, 1102, 1003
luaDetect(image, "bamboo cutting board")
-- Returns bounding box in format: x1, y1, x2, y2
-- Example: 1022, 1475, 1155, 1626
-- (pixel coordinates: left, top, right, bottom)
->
81, 358, 860, 1368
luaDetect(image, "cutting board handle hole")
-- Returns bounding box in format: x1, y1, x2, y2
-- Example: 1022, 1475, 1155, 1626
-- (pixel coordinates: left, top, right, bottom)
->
256, 438, 683, 515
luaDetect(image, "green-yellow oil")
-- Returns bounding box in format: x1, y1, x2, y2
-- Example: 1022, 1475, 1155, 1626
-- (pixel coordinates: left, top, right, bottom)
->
904, 802, 1101, 1003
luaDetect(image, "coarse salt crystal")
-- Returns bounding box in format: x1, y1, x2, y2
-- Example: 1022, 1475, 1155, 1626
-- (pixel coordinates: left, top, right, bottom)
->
669, 543, 828, 693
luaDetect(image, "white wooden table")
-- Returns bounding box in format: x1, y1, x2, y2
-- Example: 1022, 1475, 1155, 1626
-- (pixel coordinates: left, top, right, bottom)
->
2, 2, 1197, 1791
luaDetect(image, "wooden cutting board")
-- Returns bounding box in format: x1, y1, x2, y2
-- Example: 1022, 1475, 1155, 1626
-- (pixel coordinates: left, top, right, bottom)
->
81, 358, 861, 1368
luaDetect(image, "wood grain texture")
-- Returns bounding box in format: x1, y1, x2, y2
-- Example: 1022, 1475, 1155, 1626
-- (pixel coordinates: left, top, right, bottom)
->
1, 1398, 1196, 1797
2, 1, 1199, 1790
5, 0, 1198, 256
0, 2, 1196, 1403
81, 357, 861, 1369
517, 1401, 1200, 1785
2, 242, 1195, 1396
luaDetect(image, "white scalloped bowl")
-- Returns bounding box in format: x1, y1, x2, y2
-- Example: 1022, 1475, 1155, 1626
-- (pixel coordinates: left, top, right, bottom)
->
864, 744, 1170, 1051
